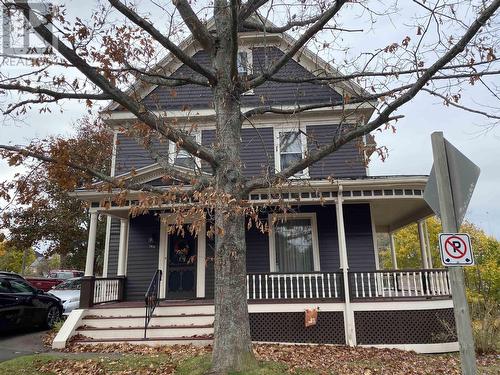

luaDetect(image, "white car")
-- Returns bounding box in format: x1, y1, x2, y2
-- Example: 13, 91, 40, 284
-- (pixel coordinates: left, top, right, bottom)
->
48, 277, 82, 316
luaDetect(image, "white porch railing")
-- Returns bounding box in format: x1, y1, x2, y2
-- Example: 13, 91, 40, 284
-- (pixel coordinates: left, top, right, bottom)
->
246, 272, 343, 300
93, 277, 122, 304
349, 269, 451, 299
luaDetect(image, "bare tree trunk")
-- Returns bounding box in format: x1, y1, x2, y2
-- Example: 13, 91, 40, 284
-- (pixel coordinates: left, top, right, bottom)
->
212, 208, 255, 373
210, 11, 257, 367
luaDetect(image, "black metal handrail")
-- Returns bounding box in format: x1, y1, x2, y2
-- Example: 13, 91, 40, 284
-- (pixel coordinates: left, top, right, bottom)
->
144, 269, 162, 339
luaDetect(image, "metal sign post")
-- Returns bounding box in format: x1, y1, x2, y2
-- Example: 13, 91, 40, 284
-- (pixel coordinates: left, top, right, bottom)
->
428, 132, 477, 375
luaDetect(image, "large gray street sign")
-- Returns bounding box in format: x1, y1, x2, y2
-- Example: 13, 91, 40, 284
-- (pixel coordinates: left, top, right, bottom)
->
424, 139, 480, 227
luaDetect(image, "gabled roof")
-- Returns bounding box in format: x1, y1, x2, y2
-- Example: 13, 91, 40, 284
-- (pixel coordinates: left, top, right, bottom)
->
103, 15, 374, 115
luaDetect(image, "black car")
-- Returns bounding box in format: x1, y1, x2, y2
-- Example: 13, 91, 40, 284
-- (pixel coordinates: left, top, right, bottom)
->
0, 276, 63, 332
0, 271, 25, 280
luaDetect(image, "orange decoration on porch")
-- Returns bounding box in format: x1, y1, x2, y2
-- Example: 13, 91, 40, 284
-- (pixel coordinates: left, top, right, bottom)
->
305, 308, 318, 327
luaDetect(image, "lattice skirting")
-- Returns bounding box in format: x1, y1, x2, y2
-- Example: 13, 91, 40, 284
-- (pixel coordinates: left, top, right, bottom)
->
249, 312, 346, 344
355, 308, 457, 345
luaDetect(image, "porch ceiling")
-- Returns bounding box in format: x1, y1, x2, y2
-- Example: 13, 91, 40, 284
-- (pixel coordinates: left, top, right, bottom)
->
371, 198, 433, 233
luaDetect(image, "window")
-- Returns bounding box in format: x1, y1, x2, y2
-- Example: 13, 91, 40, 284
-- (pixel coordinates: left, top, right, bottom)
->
54, 278, 82, 290
0, 279, 35, 293
237, 50, 252, 75
269, 213, 320, 272
275, 129, 309, 178
169, 132, 200, 170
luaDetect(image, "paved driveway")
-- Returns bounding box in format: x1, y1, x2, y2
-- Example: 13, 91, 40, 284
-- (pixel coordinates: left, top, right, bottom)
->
0, 329, 49, 362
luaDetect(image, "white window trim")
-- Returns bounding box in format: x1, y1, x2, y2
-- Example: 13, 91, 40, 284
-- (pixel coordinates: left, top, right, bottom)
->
168, 131, 201, 169
268, 212, 320, 272
273, 127, 310, 179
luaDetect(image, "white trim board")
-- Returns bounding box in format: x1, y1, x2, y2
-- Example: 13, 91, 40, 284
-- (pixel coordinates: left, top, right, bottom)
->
268, 212, 320, 272
360, 342, 459, 354
351, 299, 454, 311
248, 302, 344, 313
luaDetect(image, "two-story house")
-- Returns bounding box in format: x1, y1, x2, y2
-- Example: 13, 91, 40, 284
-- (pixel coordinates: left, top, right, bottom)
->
53, 27, 458, 354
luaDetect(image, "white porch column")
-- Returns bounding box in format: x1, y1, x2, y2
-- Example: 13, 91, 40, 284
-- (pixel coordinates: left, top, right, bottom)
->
84, 211, 98, 276
336, 186, 356, 346
418, 220, 429, 269
196, 221, 207, 298
424, 220, 433, 268
117, 218, 129, 276
102, 216, 112, 277
389, 232, 398, 269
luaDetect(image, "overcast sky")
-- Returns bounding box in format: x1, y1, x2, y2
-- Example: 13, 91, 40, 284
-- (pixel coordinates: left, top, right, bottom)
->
0, 1, 498, 240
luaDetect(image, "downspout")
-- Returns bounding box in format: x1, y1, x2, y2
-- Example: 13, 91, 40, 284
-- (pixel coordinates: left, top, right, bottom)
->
336, 184, 356, 346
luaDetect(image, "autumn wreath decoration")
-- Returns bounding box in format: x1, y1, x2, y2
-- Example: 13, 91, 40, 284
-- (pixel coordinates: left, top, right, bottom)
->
174, 240, 196, 264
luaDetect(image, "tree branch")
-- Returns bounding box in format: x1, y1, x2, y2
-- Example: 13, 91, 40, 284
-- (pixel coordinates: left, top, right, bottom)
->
11, 1, 218, 167
0, 83, 112, 100
248, 0, 347, 89
243, 0, 500, 193
172, 0, 215, 54
241, 14, 323, 33
423, 88, 500, 120
0, 144, 161, 193
121, 64, 211, 87
238, 0, 268, 23
108, 0, 216, 83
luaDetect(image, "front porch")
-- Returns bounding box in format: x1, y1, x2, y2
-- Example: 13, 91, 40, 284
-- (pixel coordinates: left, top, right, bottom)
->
56, 176, 458, 352
56, 277, 456, 353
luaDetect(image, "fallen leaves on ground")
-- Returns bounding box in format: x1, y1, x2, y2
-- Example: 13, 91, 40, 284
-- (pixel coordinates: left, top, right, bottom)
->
36, 358, 176, 375
58, 342, 499, 374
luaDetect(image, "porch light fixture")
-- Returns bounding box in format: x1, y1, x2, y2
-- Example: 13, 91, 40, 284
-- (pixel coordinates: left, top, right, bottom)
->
147, 234, 158, 249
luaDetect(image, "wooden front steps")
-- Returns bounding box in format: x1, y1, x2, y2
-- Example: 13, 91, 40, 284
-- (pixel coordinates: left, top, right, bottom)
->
72, 303, 215, 346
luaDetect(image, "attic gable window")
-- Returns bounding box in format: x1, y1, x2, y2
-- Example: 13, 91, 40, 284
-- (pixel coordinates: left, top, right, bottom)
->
169, 132, 200, 170
275, 129, 309, 178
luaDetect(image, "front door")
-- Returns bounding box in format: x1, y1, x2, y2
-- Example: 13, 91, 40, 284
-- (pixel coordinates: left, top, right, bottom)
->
166, 228, 197, 299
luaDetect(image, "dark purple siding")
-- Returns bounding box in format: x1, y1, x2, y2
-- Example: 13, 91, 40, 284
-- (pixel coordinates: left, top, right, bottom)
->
106, 204, 375, 300
107, 215, 160, 301
307, 124, 366, 178
125, 215, 160, 300
201, 127, 274, 178
344, 204, 377, 272
107, 218, 119, 277
142, 48, 342, 111
114, 133, 169, 175
115, 125, 365, 179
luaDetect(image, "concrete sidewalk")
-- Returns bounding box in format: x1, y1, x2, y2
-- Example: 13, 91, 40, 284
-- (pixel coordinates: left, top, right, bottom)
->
0, 329, 50, 362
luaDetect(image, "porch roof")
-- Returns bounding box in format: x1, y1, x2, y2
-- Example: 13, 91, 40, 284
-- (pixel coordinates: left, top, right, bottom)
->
73, 175, 433, 232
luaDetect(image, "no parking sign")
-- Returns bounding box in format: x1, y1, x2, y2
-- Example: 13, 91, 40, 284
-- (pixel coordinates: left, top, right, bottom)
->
439, 233, 474, 266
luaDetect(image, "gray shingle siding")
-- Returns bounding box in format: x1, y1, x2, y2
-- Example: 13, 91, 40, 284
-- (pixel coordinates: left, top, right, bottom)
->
142, 47, 342, 111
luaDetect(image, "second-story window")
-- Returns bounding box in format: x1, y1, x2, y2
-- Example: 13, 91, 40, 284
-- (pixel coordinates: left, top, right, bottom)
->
237, 50, 251, 75
276, 129, 308, 178
169, 132, 200, 170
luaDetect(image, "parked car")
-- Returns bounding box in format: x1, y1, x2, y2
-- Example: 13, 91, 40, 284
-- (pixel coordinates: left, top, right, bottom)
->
0, 276, 63, 332
48, 277, 82, 316
0, 271, 25, 280
26, 269, 84, 292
